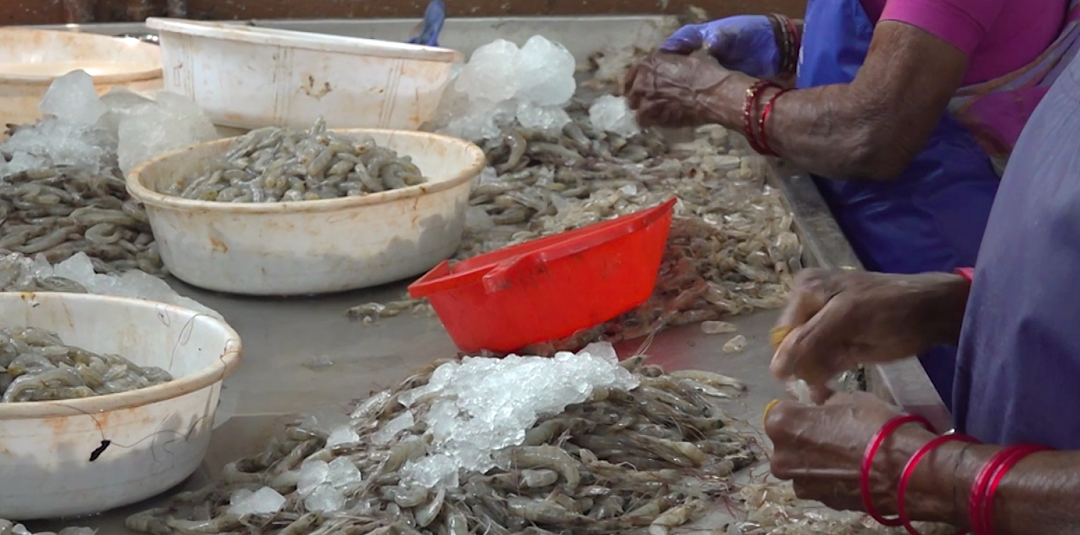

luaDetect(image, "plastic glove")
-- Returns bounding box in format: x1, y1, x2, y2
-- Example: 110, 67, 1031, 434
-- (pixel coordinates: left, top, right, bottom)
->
660, 15, 780, 78
408, 0, 446, 47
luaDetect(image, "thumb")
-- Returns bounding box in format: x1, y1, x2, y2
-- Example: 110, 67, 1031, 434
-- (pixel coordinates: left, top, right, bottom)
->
771, 297, 848, 385
660, 24, 705, 54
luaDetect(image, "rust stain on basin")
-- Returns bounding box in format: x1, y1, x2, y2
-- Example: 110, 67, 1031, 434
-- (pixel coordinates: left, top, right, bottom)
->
209, 237, 228, 253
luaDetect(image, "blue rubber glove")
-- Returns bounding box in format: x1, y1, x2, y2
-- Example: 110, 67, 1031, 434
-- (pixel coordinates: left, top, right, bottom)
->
660, 15, 780, 78
408, 0, 446, 47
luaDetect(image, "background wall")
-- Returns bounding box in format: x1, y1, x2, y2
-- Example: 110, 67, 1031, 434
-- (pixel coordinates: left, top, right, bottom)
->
5, 0, 807, 26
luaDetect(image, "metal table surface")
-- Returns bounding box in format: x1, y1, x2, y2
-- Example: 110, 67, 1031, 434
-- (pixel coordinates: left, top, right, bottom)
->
28, 280, 789, 533
15, 15, 948, 531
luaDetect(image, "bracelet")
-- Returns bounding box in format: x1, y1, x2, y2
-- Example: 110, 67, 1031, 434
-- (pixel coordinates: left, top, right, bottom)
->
970, 444, 1051, 535
758, 88, 790, 156
954, 267, 974, 284
783, 16, 800, 77
861, 414, 937, 526
742, 80, 776, 153
772, 14, 794, 76
897, 434, 980, 535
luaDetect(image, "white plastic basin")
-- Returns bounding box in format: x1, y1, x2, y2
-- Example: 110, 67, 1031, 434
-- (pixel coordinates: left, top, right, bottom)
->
144, 17, 464, 131
0, 292, 242, 520
0, 28, 162, 125
126, 129, 485, 296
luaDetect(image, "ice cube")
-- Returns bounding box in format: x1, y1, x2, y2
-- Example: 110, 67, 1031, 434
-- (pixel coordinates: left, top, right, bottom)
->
0, 152, 48, 177
588, 95, 641, 137
326, 425, 360, 447
326, 456, 363, 490
297, 459, 329, 496
722, 334, 747, 354
117, 91, 217, 175
12, 525, 30, 535
372, 411, 415, 444
228, 486, 285, 515
515, 100, 571, 132
38, 70, 108, 126
581, 342, 619, 365
514, 36, 577, 107
97, 87, 155, 137
455, 39, 521, 103
403, 453, 459, 489
304, 484, 346, 513
0, 118, 116, 175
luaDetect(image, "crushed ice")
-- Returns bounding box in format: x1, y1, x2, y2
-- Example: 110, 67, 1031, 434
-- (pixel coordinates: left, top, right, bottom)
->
396, 342, 639, 488
429, 36, 577, 139
0, 69, 218, 178
0, 252, 221, 320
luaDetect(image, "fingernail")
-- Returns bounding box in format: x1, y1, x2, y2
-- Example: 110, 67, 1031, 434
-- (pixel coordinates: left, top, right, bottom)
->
762, 399, 780, 427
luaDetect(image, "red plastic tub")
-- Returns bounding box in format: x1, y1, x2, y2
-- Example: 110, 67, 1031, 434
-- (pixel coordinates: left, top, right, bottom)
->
408, 198, 677, 354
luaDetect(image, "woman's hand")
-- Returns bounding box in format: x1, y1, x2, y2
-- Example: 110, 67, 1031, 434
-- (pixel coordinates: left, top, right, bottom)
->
660, 16, 782, 78
766, 392, 936, 514
624, 52, 735, 129
772, 269, 970, 402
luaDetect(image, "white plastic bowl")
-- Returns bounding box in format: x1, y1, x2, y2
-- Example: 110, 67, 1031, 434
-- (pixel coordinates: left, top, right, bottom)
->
0, 28, 162, 126
144, 17, 464, 131
0, 292, 242, 520
126, 129, 486, 296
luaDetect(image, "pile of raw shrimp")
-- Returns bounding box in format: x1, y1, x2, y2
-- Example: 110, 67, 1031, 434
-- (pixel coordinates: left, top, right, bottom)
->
119, 352, 756, 535
346, 49, 801, 356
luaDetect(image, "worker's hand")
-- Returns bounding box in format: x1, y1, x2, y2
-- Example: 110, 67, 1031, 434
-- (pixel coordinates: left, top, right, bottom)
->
660, 16, 781, 78
624, 52, 734, 129
766, 392, 935, 514
772, 269, 969, 403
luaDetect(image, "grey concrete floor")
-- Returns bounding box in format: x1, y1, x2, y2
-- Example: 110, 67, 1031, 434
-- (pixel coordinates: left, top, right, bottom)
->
27, 276, 789, 533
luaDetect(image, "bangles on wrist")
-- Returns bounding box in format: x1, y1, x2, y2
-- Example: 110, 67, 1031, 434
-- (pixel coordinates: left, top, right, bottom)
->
741, 81, 791, 156
769, 13, 801, 79
861, 414, 1054, 535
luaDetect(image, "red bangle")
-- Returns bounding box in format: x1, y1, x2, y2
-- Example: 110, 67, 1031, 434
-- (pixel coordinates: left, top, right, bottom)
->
861, 414, 937, 526
971, 444, 1051, 535
758, 88, 790, 156
897, 434, 980, 535
954, 267, 974, 284
742, 80, 774, 153
784, 17, 800, 77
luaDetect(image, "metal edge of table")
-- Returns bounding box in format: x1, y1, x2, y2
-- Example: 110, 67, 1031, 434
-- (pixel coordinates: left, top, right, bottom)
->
769, 162, 953, 432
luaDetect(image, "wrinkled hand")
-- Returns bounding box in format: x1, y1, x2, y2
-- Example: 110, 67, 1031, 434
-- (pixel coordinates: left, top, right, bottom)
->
772, 269, 966, 403
661, 16, 781, 78
766, 392, 934, 513
624, 52, 733, 129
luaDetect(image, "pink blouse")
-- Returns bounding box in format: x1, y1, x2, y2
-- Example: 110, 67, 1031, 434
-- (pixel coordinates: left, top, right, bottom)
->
859, 0, 1067, 85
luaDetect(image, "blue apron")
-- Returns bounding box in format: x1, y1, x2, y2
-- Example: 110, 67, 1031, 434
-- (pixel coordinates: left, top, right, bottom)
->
797, 0, 1001, 408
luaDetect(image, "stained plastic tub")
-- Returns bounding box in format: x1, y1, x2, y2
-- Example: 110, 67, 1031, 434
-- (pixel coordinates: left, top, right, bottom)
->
0, 292, 242, 520
0, 28, 162, 126
409, 198, 676, 354
145, 17, 463, 131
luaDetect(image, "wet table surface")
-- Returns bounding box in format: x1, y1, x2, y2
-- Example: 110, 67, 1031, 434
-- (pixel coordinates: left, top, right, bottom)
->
28, 277, 789, 533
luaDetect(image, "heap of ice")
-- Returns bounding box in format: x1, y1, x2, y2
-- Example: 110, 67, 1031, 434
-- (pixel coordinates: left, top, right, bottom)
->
0, 70, 217, 178
432, 36, 578, 140
0, 252, 222, 320
393, 342, 640, 488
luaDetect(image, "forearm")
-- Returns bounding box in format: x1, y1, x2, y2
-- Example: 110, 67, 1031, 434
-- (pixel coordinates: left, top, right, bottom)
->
910, 272, 970, 347
911, 443, 1080, 535
698, 72, 914, 180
